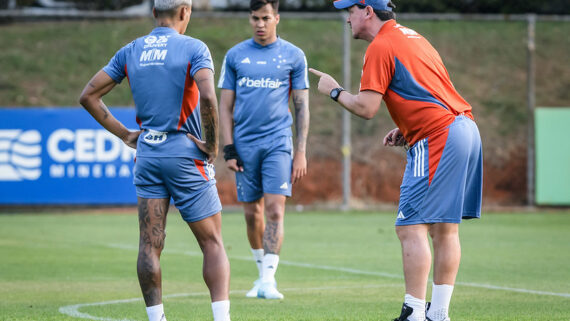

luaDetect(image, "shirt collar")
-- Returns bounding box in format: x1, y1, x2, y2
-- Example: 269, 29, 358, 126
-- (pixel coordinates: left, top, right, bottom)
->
250, 36, 281, 49
151, 27, 179, 35
378, 19, 397, 36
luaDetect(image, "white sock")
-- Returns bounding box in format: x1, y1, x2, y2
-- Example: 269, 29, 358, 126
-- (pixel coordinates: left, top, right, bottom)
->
211, 300, 230, 321
261, 253, 279, 283
404, 294, 425, 321
146, 303, 166, 321
427, 283, 454, 321
251, 248, 264, 279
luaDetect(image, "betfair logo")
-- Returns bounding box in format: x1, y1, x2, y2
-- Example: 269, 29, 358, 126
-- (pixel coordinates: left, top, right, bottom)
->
0, 130, 42, 181
237, 77, 282, 89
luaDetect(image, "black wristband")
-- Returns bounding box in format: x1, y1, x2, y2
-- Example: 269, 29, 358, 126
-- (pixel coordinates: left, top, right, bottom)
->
223, 144, 243, 166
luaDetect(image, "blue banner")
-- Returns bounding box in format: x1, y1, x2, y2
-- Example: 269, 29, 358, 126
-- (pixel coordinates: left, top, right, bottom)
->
0, 108, 138, 205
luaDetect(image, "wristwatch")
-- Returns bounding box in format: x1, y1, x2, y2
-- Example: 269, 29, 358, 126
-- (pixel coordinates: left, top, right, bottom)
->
330, 87, 345, 101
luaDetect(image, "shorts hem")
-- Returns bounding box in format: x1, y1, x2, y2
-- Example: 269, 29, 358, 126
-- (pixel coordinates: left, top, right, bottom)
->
237, 193, 264, 203
263, 189, 291, 197
181, 206, 221, 223
136, 191, 169, 199
395, 218, 461, 226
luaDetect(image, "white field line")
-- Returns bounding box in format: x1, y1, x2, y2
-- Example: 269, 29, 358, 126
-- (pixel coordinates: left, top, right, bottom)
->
59, 284, 400, 321
106, 243, 570, 299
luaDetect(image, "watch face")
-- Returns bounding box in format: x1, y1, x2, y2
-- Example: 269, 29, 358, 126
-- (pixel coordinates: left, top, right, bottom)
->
331, 88, 342, 100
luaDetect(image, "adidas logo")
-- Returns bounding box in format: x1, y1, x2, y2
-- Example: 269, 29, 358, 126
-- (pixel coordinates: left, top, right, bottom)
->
397, 211, 406, 219
241, 57, 251, 64
280, 182, 288, 190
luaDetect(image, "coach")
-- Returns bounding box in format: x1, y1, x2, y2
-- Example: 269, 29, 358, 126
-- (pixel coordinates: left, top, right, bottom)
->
310, 1, 482, 320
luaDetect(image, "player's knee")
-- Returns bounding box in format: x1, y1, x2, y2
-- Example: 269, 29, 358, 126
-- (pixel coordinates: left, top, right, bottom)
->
244, 210, 263, 226
395, 226, 422, 242
265, 203, 284, 222
429, 223, 459, 240
197, 232, 224, 252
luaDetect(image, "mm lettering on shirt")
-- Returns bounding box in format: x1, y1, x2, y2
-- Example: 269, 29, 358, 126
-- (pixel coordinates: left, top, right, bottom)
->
218, 37, 309, 144
102, 27, 214, 159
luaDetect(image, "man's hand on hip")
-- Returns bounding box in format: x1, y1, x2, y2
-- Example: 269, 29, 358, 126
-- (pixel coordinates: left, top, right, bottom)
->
188, 134, 218, 163
122, 130, 141, 149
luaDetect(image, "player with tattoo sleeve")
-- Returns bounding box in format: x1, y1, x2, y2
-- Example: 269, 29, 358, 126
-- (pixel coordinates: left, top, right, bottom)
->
79, 1, 230, 320
218, 0, 310, 300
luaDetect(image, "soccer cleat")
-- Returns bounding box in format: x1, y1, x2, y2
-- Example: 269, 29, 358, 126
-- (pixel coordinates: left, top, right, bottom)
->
245, 278, 262, 298
393, 303, 414, 321
257, 281, 284, 299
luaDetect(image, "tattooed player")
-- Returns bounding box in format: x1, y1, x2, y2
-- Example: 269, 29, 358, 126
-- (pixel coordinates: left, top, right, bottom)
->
79, 1, 230, 320
218, 0, 310, 300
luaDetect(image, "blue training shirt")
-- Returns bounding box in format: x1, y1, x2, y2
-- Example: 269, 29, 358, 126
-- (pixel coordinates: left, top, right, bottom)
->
218, 37, 309, 144
103, 27, 214, 158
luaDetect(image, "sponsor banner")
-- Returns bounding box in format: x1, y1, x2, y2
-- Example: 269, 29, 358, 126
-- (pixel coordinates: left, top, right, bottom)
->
0, 108, 138, 204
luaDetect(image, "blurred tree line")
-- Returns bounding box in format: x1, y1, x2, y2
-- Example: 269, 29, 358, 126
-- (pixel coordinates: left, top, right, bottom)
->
1, 0, 568, 13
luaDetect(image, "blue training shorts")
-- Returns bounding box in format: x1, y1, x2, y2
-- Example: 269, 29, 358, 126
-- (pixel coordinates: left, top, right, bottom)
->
134, 156, 222, 223
396, 115, 483, 226
235, 136, 293, 202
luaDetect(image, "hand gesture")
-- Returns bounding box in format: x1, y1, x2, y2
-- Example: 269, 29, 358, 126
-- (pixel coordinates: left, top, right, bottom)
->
309, 68, 341, 96
383, 127, 406, 147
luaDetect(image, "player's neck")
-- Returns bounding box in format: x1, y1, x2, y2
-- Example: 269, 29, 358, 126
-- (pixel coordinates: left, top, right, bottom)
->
363, 19, 385, 42
253, 35, 278, 47
156, 20, 187, 34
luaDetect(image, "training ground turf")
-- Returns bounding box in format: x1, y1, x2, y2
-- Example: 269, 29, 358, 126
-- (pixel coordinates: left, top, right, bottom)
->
0, 210, 568, 320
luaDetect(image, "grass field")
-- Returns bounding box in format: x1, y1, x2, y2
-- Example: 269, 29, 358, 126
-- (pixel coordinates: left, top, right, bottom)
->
0, 210, 569, 320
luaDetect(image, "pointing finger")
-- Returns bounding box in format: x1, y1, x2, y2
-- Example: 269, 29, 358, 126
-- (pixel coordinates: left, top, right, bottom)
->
309, 68, 325, 77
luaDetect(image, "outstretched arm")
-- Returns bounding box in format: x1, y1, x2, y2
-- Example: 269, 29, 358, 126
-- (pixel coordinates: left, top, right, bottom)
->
79, 70, 140, 148
291, 89, 309, 184
309, 68, 383, 120
188, 68, 219, 163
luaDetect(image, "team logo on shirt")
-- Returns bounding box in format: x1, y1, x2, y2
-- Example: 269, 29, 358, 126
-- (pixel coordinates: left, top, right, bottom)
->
143, 130, 167, 145
237, 77, 282, 89
144, 35, 171, 48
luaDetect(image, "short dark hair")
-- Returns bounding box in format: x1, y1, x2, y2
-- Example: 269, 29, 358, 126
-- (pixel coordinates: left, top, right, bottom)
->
250, 0, 279, 12
356, 1, 396, 21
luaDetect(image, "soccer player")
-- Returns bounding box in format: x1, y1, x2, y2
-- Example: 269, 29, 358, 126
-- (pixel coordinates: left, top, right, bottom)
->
78, 1, 231, 320
218, 0, 310, 300
310, 1, 482, 320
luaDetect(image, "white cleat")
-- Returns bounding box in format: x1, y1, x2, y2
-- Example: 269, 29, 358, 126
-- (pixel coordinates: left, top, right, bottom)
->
245, 279, 262, 298
257, 282, 284, 300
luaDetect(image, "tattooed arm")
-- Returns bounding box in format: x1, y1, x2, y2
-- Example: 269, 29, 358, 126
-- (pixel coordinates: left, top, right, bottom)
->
291, 89, 310, 184
187, 68, 219, 163
79, 70, 140, 149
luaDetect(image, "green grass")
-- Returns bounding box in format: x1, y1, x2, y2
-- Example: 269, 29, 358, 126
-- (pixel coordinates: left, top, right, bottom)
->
0, 210, 569, 320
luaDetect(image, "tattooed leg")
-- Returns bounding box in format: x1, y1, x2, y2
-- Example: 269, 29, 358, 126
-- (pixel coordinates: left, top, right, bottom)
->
262, 194, 286, 254
137, 197, 170, 307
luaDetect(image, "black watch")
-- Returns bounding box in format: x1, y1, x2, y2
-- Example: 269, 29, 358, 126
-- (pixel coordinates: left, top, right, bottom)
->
330, 87, 345, 101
